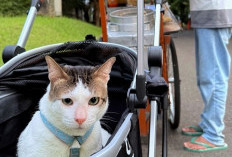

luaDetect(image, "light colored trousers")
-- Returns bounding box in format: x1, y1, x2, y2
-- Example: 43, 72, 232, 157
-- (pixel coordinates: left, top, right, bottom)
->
195, 28, 232, 145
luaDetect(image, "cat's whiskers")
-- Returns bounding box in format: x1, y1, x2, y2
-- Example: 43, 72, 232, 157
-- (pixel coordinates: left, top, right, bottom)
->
102, 115, 119, 120
101, 117, 118, 123
100, 122, 113, 133
105, 111, 120, 115
84, 118, 96, 126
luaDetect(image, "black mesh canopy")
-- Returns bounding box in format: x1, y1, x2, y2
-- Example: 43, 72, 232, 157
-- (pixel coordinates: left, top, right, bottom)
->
0, 40, 137, 156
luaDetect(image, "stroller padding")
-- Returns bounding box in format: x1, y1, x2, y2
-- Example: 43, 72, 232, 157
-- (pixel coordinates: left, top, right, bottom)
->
0, 41, 137, 156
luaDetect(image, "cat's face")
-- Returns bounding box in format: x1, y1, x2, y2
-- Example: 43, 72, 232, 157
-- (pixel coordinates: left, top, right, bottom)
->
44, 56, 115, 130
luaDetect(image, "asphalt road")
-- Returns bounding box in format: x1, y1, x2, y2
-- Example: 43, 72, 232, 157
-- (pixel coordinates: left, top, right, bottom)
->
142, 30, 232, 157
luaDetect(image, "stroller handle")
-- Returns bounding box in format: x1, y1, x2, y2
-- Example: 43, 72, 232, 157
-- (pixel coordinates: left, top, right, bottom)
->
2, 0, 45, 63
137, 0, 144, 76
136, 0, 147, 107
17, 0, 44, 48
31, 0, 44, 11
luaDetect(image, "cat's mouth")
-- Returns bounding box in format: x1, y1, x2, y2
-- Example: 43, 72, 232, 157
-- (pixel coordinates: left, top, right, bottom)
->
75, 123, 89, 130
63, 119, 88, 130
77, 125, 85, 129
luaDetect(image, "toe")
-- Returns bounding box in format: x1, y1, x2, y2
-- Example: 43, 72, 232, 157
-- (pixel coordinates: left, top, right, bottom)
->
182, 127, 195, 132
184, 136, 216, 151
184, 141, 206, 150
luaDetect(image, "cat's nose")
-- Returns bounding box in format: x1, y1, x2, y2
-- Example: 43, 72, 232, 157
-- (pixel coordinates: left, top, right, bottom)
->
75, 106, 87, 125
75, 118, 86, 125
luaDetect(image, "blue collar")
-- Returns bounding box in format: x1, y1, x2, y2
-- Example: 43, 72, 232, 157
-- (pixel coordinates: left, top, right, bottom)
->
40, 112, 94, 157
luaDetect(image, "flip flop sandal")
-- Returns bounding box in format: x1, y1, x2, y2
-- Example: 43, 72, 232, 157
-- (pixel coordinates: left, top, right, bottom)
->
181, 125, 203, 136
184, 137, 228, 152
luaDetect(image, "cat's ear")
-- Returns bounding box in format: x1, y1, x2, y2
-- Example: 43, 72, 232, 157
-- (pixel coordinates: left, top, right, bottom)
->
45, 56, 69, 83
94, 57, 116, 81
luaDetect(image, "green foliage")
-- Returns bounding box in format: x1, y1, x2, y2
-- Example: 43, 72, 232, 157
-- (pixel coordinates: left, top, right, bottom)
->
0, 0, 31, 16
62, 0, 85, 17
168, 0, 189, 24
0, 16, 101, 65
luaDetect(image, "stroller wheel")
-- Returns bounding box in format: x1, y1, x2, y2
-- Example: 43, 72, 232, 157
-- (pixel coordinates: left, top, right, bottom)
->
166, 38, 180, 129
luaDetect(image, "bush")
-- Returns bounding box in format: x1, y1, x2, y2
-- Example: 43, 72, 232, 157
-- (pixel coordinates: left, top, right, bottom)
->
168, 0, 189, 24
0, 0, 31, 16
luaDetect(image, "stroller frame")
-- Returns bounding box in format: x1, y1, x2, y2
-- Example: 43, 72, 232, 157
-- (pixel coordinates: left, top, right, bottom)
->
1, 0, 181, 157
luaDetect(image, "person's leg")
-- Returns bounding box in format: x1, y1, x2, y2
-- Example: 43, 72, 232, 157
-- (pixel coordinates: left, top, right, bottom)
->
184, 28, 231, 151
181, 30, 203, 136
196, 28, 231, 145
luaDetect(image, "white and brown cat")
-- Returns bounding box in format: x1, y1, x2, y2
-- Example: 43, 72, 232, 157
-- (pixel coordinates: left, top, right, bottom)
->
17, 56, 115, 157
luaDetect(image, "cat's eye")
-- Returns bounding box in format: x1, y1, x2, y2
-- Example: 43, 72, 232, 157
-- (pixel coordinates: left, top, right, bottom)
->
88, 97, 100, 106
62, 98, 73, 106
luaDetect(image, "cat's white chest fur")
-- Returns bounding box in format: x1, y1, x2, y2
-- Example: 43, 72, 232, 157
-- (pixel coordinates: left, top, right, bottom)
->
17, 111, 107, 157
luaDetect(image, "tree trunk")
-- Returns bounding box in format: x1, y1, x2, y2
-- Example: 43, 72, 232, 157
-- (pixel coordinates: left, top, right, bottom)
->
38, 0, 62, 16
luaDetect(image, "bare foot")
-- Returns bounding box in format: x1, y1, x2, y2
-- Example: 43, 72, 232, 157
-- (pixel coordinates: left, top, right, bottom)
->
184, 136, 215, 150
182, 125, 201, 133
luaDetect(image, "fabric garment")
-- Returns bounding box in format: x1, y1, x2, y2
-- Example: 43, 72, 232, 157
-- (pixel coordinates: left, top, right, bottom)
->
190, 0, 232, 28
195, 28, 232, 145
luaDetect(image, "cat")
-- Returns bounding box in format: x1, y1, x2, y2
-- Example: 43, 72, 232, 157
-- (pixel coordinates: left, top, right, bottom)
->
17, 56, 115, 157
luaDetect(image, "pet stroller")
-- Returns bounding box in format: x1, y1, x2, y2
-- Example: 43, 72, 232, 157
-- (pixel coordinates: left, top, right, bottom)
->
0, 0, 180, 157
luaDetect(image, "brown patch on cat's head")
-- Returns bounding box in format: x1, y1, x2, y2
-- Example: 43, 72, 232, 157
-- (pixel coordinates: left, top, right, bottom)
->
45, 56, 116, 101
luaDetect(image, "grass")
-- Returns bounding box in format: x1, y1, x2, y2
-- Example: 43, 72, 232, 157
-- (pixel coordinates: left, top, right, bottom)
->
0, 16, 102, 65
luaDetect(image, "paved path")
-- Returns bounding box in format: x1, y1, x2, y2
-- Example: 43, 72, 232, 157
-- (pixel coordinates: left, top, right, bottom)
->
142, 30, 232, 157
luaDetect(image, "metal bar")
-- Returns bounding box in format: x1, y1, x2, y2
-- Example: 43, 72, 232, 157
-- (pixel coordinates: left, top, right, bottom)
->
154, 4, 161, 46
148, 100, 158, 157
17, 6, 37, 48
162, 94, 168, 157
162, 109, 168, 157
137, 0, 144, 75
91, 113, 133, 157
